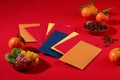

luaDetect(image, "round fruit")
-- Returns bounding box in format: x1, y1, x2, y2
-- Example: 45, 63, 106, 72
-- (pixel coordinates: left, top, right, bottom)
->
8, 35, 25, 49
109, 48, 120, 64
80, 0, 98, 19
96, 11, 109, 22
96, 8, 111, 22
81, 5, 98, 19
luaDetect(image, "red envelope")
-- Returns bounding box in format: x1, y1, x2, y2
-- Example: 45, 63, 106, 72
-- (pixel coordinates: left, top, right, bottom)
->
26, 25, 48, 45
19, 23, 40, 42
45, 23, 74, 40
52, 33, 99, 54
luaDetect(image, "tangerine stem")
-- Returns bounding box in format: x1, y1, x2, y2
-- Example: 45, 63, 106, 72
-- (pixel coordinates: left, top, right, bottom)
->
102, 8, 112, 13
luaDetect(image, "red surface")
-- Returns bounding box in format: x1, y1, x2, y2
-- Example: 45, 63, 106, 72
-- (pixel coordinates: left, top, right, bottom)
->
0, 0, 120, 80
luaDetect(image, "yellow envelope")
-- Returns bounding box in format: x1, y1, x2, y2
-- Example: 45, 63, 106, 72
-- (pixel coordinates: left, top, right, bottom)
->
46, 23, 55, 35
19, 23, 40, 42
59, 40, 102, 70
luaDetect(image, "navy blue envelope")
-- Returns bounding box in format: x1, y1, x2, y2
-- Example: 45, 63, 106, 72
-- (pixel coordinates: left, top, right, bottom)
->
38, 30, 68, 58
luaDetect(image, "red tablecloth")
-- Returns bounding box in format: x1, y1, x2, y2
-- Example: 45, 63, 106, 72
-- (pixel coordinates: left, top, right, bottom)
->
0, 0, 120, 80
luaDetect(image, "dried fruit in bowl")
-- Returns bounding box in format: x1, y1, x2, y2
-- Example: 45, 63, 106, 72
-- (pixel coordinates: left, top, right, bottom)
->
84, 21, 109, 35
5, 48, 39, 71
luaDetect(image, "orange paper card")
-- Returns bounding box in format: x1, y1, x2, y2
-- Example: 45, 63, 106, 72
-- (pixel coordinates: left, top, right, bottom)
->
59, 40, 102, 70
19, 23, 40, 42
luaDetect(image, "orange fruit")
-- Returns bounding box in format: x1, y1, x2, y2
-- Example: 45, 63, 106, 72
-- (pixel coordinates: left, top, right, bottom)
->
8, 35, 25, 49
109, 48, 120, 64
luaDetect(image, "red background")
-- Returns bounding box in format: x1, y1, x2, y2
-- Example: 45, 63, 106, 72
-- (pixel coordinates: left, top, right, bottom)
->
0, 0, 120, 80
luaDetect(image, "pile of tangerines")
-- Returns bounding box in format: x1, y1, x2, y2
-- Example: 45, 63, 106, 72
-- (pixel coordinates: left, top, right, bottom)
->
80, 0, 111, 22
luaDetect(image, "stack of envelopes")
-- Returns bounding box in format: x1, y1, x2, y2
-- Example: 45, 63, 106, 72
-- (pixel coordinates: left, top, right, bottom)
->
19, 23, 102, 70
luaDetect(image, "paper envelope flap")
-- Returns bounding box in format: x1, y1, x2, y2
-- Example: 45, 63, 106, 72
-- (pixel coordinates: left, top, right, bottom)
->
19, 23, 40, 42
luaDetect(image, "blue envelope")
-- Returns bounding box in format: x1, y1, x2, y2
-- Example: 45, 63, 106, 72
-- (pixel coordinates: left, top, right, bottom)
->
38, 30, 68, 58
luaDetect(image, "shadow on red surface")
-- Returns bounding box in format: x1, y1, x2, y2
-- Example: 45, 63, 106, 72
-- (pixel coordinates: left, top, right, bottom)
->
24, 46, 39, 53
18, 58, 51, 74
108, 19, 120, 25
102, 26, 117, 36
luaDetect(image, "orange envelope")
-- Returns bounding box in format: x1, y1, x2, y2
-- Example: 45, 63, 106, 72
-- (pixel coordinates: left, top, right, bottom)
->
59, 40, 102, 70
19, 23, 40, 42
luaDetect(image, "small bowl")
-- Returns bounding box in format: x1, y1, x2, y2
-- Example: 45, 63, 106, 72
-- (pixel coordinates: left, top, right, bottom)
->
10, 62, 39, 71
5, 48, 40, 71
84, 21, 109, 35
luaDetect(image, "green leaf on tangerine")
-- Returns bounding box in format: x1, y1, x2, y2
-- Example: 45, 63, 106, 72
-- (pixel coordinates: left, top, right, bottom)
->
79, 5, 86, 11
